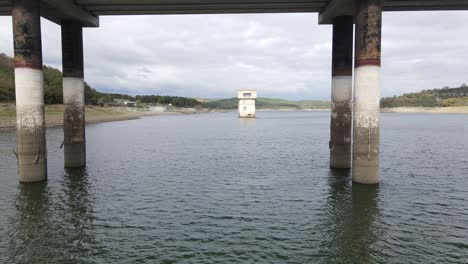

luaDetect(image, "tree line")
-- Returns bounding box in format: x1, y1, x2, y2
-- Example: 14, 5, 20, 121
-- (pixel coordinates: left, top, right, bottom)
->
380, 84, 468, 108
0, 53, 201, 108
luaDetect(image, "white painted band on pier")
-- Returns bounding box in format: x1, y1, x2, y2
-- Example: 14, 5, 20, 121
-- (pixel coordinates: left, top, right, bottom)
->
332, 76, 352, 102
354, 65, 381, 129
14, 68, 45, 128
63, 77, 85, 106
15, 68, 44, 107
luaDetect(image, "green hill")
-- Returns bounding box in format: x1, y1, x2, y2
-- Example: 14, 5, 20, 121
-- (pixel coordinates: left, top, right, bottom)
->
2, 52, 329, 110
0, 53, 103, 104
381, 84, 468, 108
14, 49, 468, 110
0, 53, 15, 102
0, 53, 200, 107
203, 97, 330, 110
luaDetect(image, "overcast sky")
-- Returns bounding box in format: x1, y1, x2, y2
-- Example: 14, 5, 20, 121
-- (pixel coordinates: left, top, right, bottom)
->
0, 12, 467, 100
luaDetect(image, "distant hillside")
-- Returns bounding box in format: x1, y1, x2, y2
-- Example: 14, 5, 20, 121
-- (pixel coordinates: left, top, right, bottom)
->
203, 97, 330, 110
0, 53, 14, 101
381, 84, 468, 108
0, 53, 200, 107
0, 53, 100, 104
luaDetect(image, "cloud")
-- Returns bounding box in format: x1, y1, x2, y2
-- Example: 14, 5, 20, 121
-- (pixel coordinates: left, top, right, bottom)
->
138, 66, 151, 73
0, 11, 467, 100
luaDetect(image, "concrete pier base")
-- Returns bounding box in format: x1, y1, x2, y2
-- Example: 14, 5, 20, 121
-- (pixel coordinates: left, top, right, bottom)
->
15, 68, 47, 182
352, 0, 382, 184
330, 76, 352, 168
330, 16, 353, 169
63, 77, 86, 167
62, 20, 86, 168
13, 0, 47, 182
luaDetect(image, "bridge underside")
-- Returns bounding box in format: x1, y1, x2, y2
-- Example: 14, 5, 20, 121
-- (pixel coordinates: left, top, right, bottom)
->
1, 0, 468, 27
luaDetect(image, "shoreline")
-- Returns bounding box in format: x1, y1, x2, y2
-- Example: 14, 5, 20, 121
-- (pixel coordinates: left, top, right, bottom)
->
2, 105, 468, 132
260, 106, 468, 114
0, 104, 220, 132
257, 108, 330, 112
381, 106, 468, 114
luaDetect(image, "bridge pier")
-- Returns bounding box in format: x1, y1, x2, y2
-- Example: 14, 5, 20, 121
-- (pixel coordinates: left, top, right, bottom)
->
352, 0, 382, 184
62, 20, 86, 168
330, 16, 353, 169
13, 0, 47, 182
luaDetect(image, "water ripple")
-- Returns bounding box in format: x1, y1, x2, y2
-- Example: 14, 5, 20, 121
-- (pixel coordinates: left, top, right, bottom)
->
0, 112, 467, 263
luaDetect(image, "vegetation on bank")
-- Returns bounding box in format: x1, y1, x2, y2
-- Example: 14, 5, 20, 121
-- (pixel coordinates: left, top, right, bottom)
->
2, 53, 328, 110
0, 53, 201, 107
381, 84, 468, 108
13, 52, 466, 110
202, 97, 330, 110
0, 53, 97, 104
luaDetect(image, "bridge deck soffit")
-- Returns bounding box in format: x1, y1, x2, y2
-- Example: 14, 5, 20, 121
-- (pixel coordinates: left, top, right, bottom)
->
1, 0, 468, 27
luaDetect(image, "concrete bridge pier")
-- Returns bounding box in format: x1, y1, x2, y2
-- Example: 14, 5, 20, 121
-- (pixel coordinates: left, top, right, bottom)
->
12, 0, 47, 182
352, 0, 382, 184
330, 16, 353, 169
62, 20, 86, 168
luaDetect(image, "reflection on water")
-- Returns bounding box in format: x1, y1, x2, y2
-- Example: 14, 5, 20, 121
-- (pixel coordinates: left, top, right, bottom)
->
59, 168, 105, 261
319, 170, 352, 263
8, 168, 104, 263
321, 169, 382, 264
350, 183, 382, 264
0, 112, 467, 263
9, 182, 50, 263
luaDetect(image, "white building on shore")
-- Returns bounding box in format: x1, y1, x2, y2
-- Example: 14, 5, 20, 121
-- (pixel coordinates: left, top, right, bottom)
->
238, 90, 257, 118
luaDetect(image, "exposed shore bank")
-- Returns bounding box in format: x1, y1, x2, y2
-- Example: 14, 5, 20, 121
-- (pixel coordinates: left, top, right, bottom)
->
260, 107, 468, 114
381, 106, 468, 114
257, 108, 330, 112
2, 105, 467, 132
0, 104, 215, 132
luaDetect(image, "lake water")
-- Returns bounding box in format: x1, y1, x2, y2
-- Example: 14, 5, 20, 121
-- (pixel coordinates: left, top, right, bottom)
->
0, 111, 467, 264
